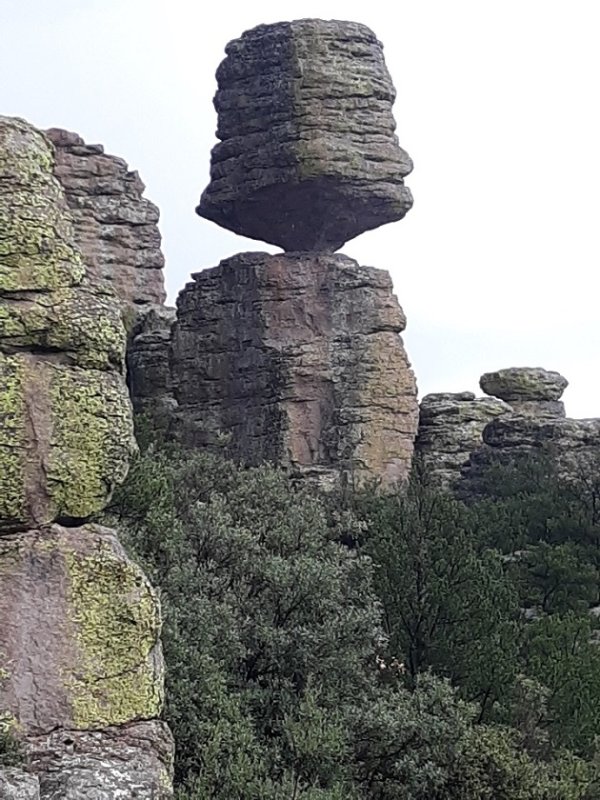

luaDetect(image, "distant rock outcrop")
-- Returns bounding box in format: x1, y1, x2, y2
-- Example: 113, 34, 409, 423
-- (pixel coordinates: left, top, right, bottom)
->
480, 367, 568, 419
415, 392, 511, 487
0, 116, 172, 798
197, 20, 413, 251
416, 366, 600, 494
46, 127, 166, 311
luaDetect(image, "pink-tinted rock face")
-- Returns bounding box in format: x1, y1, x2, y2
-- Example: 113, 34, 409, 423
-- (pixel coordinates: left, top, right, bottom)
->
45, 128, 166, 310
158, 252, 419, 487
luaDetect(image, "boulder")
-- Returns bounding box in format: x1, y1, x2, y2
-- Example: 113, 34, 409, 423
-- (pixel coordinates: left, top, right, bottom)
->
0, 524, 164, 735
197, 20, 413, 251
480, 367, 568, 417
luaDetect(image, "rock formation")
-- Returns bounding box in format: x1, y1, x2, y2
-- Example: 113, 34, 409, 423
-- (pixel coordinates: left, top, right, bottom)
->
128, 19, 420, 486
197, 20, 413, 251
46, 127, 166, 312
480, 367, 568, 419
415, 367, 600, 494
415, 392, 510, 487
167, 252, 418, 485
0, 116, 172, 798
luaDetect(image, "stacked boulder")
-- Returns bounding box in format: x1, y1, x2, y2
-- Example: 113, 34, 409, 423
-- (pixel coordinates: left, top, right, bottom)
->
0, 117, 172, 798
465, 367, 600, 489
416, 366, 600, 494
129, 19, 419, 486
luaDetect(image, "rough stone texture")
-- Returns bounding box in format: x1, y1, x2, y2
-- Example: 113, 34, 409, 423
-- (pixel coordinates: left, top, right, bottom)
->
0, 769, 40, 799
0, 116, 135, 531
415, 392, 511, 487
0, 524, 164, 735
461, 415, 600, 498
480, 367, 568, 418
45, 127, 166, 311
127, 304, 177, 430
25, 721, 173, 800
197, 19, 413, 251
162, 252, 418, 486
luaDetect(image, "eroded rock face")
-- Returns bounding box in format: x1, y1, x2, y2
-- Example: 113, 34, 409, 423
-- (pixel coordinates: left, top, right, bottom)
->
46, 127, 166, 310
25, 721, 172, 800
127, 304, 176, 431
197, 19, 413, 251
0, 769, 39, 799
416, 392, 511, 487
0, 116, 135, 531
480, 367, 568, 418
162, 252, 418, 486
0, 525, 164, 735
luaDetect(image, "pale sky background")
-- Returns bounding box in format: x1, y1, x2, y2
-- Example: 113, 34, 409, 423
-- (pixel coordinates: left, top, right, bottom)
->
1, 0, 598, 416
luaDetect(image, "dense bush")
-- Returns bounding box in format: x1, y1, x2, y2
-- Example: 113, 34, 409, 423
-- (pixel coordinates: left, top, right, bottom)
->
106, 445, 600, 797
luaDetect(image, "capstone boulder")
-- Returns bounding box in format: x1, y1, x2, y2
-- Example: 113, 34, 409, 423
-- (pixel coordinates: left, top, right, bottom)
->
197, 19, 413, 251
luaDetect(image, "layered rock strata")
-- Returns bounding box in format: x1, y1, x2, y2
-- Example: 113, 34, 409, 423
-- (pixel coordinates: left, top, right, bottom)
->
0, 116, 172, 798
197, 19, 413, 251
415, 392, 511, 487
480, 367, 568, 418
129, 252, 419, 486
46, 127, 166, 311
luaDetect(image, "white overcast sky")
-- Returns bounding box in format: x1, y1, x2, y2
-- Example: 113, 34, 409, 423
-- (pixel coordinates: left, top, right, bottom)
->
2, 0, 599, 416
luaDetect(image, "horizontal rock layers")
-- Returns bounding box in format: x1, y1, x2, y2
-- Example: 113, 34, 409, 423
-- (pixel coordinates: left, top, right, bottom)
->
46, 127, 166, 311
415, 392, 511, 488
130, 252, 419, 487
0, 116, 172, 798
0, 116, 136, 531
416, 367, 600, 494
197, 19, 413, 251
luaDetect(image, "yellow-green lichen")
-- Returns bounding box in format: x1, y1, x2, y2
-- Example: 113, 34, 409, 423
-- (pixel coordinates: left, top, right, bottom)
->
0, 116, 84, 293
0, 355, 25, 526
64, 536, 163, 728
47, 365, 136, 519
0, 289, 126, 370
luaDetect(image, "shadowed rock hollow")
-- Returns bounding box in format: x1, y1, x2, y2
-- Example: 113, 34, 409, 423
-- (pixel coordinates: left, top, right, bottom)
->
197, 19, 413, 251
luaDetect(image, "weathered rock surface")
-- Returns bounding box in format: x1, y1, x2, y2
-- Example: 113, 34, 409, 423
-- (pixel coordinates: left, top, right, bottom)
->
0, 116, 135, 531
0, 769, 39, 799
0, 524, 164, 735
46, 127, 166, 310
480, 367, 568, 418
197, 19, 413, 251
156, 252, 418, 486
127, 304, 176, 430
24, 721, 173, 800
462, 414, 600, 496
416, 392, 511, 487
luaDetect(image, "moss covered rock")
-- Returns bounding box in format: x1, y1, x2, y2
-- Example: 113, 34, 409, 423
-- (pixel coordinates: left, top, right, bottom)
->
0, 116, 135, 530
0, 524, 164, 734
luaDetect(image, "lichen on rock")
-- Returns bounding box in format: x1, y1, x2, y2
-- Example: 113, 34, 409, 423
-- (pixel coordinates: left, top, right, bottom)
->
0, 525, 164, 734
0, 115, 135, 531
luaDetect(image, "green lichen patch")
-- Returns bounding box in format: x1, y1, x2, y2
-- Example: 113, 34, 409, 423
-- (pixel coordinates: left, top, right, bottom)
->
0, 117, 84, 293
0, 289, 126, 371
0, 355, 25, 527
47, 365, 136, 520
65, 532, 163, 728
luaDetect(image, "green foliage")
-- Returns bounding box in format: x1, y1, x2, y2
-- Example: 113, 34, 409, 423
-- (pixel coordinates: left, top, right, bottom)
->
106, 444, 600, 798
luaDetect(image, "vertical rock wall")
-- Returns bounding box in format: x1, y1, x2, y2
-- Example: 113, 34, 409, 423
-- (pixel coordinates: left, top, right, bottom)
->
45, 128, 166, 312
0, 116, 172, 798
167, 252, 418, 486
